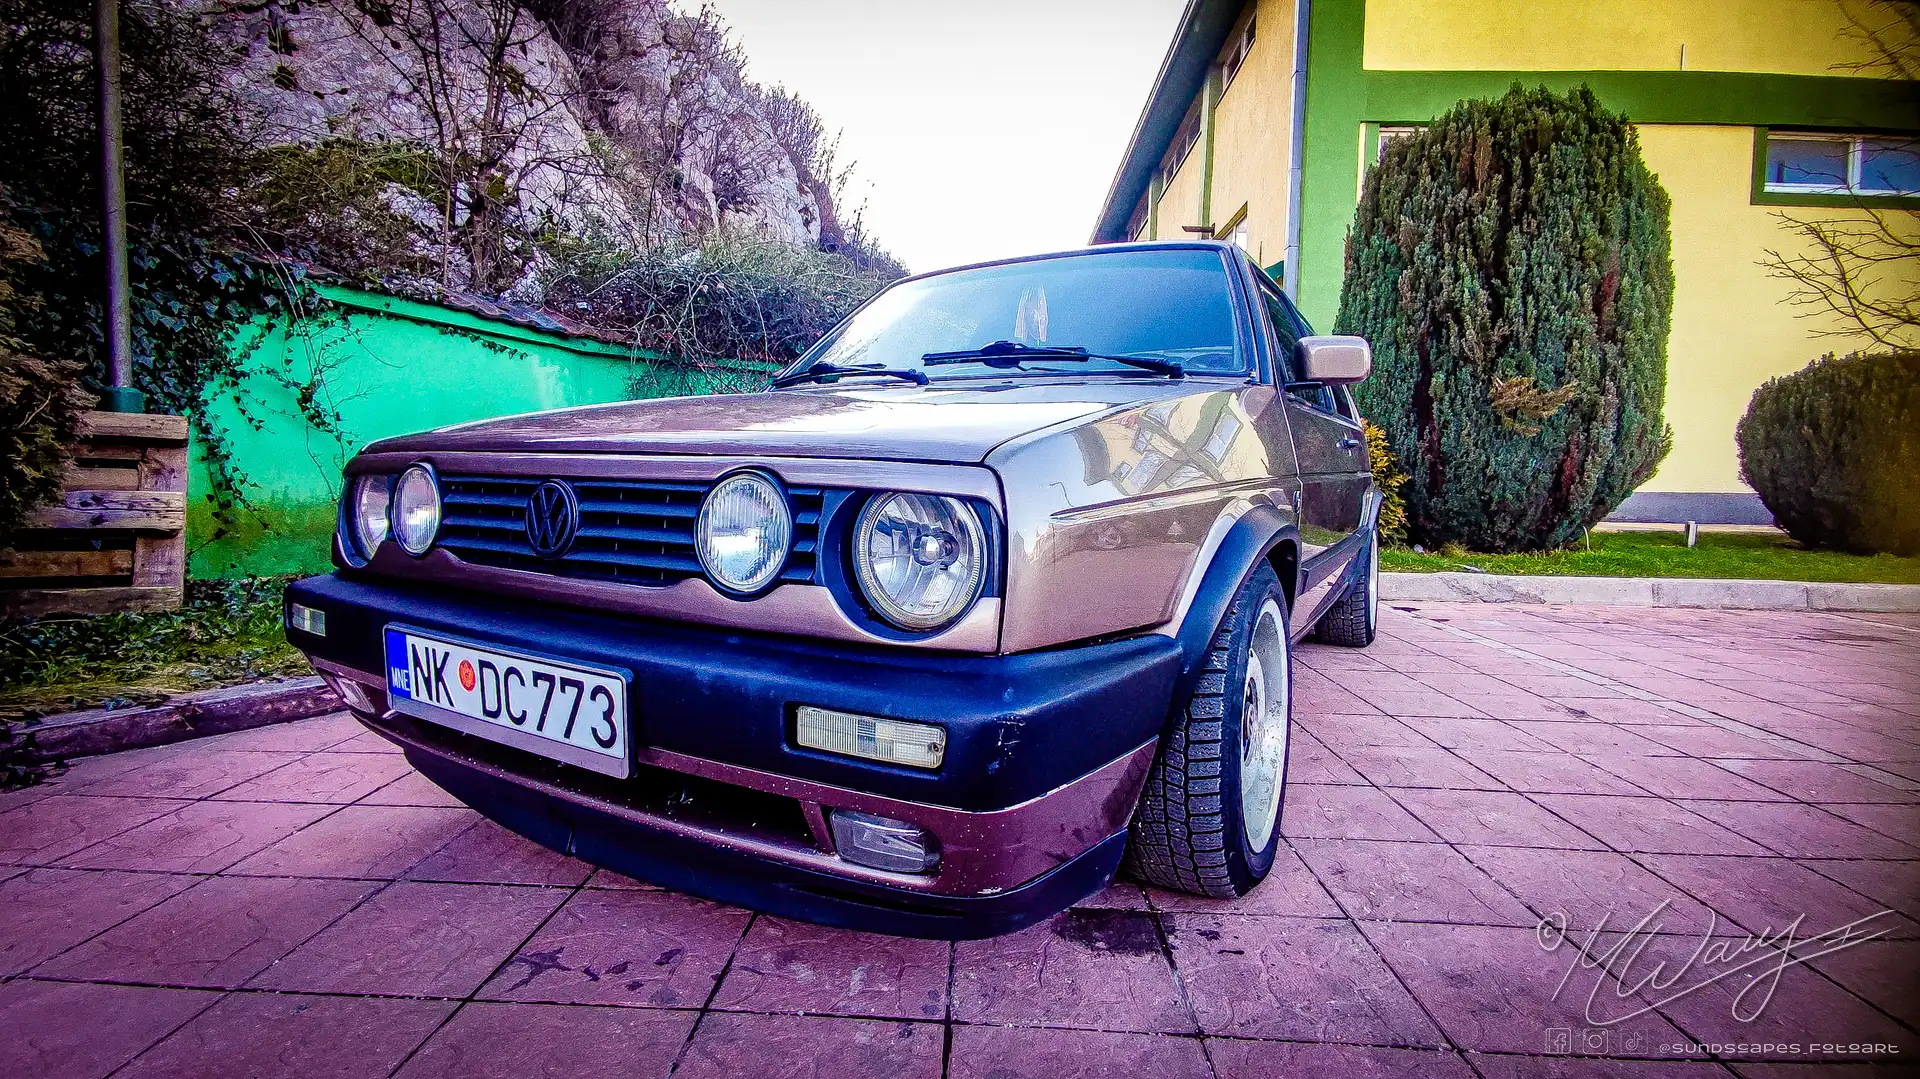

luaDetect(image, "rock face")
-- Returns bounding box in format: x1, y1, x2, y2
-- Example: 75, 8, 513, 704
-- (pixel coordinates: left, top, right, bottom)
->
199, 0, 829, 286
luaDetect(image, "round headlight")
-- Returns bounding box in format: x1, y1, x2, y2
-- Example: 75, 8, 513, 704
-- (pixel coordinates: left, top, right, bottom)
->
349, 474, 391, 559
393, 465, 441, 556
853, 493, 986, 631
696, 471, 792, 594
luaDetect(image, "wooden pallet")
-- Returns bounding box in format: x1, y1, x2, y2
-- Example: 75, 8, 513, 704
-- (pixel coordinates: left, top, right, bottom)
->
1, 411, 189, 620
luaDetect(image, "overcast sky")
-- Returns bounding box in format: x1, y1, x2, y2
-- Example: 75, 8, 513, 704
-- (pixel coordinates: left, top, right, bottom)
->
699, 0, 1188, 274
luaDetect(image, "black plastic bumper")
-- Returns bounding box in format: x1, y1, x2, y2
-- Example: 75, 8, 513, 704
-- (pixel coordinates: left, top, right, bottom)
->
287, 572, 1180, 811
398, 732, 1129, 940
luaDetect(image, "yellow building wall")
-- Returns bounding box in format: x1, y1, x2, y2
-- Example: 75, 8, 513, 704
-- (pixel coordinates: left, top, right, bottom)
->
1365, 0, 1890, 76
1207, 0, 1298, 265
1158, 139, 1207, 239
1634, 124, 1910, 493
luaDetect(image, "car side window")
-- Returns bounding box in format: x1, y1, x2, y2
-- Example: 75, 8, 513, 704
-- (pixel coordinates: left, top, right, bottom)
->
1257, 281, 1353, 418
1259, 289, 1302, 383
1333, 385, 1358, 422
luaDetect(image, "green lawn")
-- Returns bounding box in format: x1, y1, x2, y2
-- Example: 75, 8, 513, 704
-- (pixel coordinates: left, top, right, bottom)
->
1380, 529, 1920, 585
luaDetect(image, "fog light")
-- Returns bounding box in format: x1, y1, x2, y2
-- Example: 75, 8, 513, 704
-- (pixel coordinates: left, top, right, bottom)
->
319, 672, 373, 714
794, 706, 945, 769
288, 602, 326, 637
829, 810, 940, 873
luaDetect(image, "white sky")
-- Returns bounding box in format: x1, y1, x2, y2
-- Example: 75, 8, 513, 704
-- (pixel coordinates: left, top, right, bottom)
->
699, 0, 1188, 275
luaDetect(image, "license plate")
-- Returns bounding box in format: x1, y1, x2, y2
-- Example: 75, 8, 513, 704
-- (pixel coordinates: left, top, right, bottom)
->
384, 626, 630, 777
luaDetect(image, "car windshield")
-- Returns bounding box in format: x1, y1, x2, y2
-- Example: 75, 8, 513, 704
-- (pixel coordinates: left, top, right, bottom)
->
792, 247, 1243, 380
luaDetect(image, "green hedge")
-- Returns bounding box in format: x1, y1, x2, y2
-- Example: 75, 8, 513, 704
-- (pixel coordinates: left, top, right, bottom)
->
1737, 352, 1920, 556
1338, 85, 1674, 552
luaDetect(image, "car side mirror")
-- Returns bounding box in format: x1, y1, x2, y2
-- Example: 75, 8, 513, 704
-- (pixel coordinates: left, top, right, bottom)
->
1295, 336, 1372, 385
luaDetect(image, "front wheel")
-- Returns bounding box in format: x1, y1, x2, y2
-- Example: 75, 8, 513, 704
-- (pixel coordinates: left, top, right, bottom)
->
1124, 562, 1292, 898
1314, 526, 1378, 647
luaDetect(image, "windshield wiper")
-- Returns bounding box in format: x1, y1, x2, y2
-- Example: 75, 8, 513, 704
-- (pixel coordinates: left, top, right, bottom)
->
771, 361, 930, 389
921, 340, 1184, 379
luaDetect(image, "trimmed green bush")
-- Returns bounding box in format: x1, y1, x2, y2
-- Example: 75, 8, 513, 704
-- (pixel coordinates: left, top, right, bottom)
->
1737, 352, 1920, 556
1338, 85, 1674, 552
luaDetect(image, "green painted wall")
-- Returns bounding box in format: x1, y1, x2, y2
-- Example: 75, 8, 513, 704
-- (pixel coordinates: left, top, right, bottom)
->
190, 284, 767, 579
1290, 0, 1920, 330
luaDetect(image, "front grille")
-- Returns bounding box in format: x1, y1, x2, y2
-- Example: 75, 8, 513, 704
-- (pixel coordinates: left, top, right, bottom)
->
437, 474, 823, 587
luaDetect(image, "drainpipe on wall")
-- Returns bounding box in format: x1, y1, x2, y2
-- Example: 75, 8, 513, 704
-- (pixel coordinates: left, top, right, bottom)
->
1148, 174, 1163, 241
96, 0, 143, 414
1283, 0, 1311, 299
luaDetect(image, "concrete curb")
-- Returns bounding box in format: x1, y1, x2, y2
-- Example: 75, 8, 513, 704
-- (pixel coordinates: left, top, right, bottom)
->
29, 676, 342, 760
1381, 572, 1920, 612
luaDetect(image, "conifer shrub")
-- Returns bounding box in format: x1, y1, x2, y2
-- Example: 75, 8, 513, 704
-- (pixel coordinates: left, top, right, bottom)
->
1338, 85, 1674, 552
1737, 352, 1920, 556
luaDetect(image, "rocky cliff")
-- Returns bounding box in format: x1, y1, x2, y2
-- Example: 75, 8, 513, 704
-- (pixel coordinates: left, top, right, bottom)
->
199, 0, 837, 291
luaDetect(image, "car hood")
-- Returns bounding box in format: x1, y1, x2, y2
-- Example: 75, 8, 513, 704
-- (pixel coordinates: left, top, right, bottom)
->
364, 379, 1219, 463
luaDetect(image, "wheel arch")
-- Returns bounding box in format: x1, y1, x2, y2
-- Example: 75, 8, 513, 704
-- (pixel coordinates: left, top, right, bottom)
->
1168, 504, 1297, 703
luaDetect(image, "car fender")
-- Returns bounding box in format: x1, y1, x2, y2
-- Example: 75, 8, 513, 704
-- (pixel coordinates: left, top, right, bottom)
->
1167, 502, 1297, 702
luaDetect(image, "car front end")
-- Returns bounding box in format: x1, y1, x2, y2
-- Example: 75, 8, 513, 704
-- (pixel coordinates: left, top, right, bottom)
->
285, 242, 1303, 938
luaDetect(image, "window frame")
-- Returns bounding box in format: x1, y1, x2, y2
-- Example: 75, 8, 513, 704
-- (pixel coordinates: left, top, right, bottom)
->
1752, 128, 1920, 209
1247, 264, 1360, 426
1221, 11, 1256, 92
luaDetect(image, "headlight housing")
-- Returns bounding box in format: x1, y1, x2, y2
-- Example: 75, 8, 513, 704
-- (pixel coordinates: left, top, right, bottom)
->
348, 474, 391, 560
696, 471, 793, 594
852, 492, 986, 631
392, 464, 442, 556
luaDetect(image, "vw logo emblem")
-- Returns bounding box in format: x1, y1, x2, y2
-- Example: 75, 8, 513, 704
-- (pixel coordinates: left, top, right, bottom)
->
525, 480, 579, 559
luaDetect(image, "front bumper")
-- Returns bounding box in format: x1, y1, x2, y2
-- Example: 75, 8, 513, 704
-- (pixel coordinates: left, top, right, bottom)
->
288, 572, 1180, 937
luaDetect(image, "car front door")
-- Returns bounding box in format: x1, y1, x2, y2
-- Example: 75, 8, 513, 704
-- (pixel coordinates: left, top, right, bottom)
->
1254, 280, 1369, 633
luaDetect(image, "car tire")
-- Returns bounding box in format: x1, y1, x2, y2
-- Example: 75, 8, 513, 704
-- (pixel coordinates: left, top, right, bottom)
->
1124, 562, 1291, 898
1314, 525, 1379, 648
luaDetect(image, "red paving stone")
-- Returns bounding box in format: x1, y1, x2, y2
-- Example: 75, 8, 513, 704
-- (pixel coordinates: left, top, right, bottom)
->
34, 875, 379, 988
116, 993, 455, 1079
1167, 913, 1440, 1045
673, 1013, 942, 1079
712, 916, 949, 1019
5, 603, 1915, 1076
394, 1001, 693, 1079
249, 880, 566, 996
480, 888, 751, 1008
951, 909, 1192, 1033
0, 868, 199, 976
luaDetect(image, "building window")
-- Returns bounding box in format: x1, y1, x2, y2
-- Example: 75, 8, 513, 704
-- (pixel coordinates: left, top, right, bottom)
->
1376, 125, 1424, 162
1765, 133, 1920, 196
1160, 99, 1203, 190
1222, 14, 1256, 91
1216, 205, 1249, 252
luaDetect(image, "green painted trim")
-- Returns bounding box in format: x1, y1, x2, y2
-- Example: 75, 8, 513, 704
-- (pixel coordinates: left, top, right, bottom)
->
1263, 259, 1284, 281
1199, 65, 1223, 228
1366, 70, 1919, 132
1295, 0, 1371, 328
313, 283, 662, 363
1214, 202, 1249, 240
1747, 126, 1920, 208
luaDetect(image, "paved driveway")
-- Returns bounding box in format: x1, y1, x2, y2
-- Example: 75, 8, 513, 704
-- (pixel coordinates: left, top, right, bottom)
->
3, 603, 1916, 1078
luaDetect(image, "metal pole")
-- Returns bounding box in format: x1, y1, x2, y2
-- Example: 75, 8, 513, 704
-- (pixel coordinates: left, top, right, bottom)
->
96, 0, 143, 413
